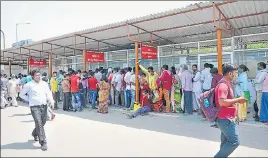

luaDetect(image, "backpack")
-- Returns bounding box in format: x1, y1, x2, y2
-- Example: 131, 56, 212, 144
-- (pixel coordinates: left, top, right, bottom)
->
198, 80, 230, 122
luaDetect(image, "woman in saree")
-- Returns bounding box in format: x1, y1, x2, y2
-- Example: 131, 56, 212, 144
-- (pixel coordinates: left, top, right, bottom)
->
233, 64, 250, 122
151, 77, 164, 112
260, 74, 268, 125
97, 77, 110, 114
139, 73, 149, 103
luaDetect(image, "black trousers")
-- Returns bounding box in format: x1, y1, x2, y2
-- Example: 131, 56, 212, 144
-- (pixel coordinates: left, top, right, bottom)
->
52, 92, 59, 108
63, 92, 71, 111
30, 105, 47, 145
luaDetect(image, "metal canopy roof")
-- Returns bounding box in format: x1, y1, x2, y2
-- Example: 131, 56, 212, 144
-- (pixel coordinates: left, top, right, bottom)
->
1, 0, 268, 64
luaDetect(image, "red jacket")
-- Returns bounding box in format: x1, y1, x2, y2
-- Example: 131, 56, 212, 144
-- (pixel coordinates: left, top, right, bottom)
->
159, 70, 172, 90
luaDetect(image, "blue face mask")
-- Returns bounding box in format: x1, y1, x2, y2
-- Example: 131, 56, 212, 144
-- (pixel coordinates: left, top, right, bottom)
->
257, 67, 261, 71
238, 69, 242, 74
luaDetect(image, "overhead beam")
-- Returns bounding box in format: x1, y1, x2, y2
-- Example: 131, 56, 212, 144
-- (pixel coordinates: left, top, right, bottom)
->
75, 34, 129, 50
45, 42, 83, 51
127, 23, 177, 44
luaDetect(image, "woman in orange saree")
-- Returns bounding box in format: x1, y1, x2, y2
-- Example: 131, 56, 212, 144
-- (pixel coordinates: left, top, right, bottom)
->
97, 78, 110, 114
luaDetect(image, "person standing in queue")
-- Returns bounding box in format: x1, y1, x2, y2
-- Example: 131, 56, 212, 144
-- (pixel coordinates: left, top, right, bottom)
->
214, 64, 246, 157
20, 70, 54, 151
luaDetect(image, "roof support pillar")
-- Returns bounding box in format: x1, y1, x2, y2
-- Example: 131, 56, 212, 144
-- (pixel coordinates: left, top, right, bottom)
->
49, 44, 53, 77
217, 28, 223, 74
135, 41, 139, 103
83, 50, 87, 72
8, 58, 11, 77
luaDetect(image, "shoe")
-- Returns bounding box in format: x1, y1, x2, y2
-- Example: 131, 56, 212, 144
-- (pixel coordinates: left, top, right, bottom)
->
140, 113, 149, 116
51, 114, 56, 120
255, 116, 260, 122
124, 113, 134, 119
210, 124, 218, 128
32, 134, 38, 141
41, 143, 48, 151
92, 106, 98, 109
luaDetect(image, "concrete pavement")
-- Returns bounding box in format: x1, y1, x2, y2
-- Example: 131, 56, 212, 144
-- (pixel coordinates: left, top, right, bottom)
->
1, 105, 268, 157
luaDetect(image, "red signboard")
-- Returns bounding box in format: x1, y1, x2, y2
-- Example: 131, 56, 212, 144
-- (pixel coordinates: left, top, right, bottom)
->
86, 51, 105, 62
29, 58, 46, 68
141, 44, 157, 59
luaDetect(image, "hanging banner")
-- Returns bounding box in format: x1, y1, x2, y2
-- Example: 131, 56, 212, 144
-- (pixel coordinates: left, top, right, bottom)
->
141, 44, 157, 59
29, 58, 46, 68
86, 51, 105, 62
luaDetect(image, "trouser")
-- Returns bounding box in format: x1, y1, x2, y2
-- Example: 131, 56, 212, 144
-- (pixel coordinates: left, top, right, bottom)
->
10, 96, 18, 106
72, 92, 81, 110
58, 84, 63, 101
133, 106, 152, 117
200, 89, 210, 117
52, 92, 59, 109
125, 89, 131, 108
110, 87, 115, 105
192, 92, 201, 110
184, 91, 193, 114
89, 90, 97, 108
256, 91, 262, 116
115, 90, 125, 106
63, 92, 71, 110
1, 91, 8, 108
215, 118, 240, 158
30, 105, 48, 145
163, 89, 171, 112
47, 105, 54, 120
80, 88, 87, 108
129, 89, 136, 110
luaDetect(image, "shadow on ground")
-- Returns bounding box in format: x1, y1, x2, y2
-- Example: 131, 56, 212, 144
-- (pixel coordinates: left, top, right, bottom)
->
18, 102, 268, 151
1, 140, 40, 150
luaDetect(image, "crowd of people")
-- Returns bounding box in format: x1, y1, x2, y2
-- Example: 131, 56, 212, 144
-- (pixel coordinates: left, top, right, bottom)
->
1, 62, 268, 155
1, 62, 268, 124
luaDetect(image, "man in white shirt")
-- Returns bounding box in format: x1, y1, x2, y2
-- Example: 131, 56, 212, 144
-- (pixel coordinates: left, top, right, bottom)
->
201, 63, 212, 92
20, 70, 54, 151
192, 64, 202, 112
124, 67, 132, 109
129, 67, 139, 110
113, 68, 124, 107
94, 68, 102, 83
253, 62, 267, 121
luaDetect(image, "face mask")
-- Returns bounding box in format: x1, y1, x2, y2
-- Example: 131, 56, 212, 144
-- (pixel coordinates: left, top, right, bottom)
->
257, 67, 261, 71
238, 69, 242, 74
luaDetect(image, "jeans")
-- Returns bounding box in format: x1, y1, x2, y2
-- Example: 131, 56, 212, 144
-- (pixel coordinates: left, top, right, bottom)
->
129, 89, 136, 109
125, 89, 131, 108
72, 92, 81, 110
133, 106, 152, 117
89, 90, 97, 108
215, 118, 240, 158
115, 90, 125, 106
184, 91, 193, 114
52, 91, 59, 109
58, 84, 63, 101
30, 105, 47, 145
80, 88, 87, 108
63, 92, 71, 110
110, 87, 115, 105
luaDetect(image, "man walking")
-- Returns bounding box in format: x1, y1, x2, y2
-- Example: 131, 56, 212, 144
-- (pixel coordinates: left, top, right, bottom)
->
20, 70, 54, 151
214, 64, 246, 157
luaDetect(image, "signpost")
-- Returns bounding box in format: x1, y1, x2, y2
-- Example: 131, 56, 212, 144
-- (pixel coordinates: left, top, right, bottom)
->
28, 58, 46, 68
141, 44, 157, 59
85, 51, 105, 63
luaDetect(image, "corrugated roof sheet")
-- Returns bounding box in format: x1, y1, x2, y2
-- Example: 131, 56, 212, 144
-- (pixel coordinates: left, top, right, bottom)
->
2, 0, 268, 62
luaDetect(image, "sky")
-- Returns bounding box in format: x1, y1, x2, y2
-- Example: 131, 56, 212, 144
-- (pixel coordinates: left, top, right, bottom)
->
1, 1, 198, 50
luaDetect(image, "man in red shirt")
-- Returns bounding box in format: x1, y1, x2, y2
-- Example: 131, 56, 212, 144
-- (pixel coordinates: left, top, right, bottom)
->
88, 71, 98, 109
214, 64, 246, 158
70, 71, 81, 112
124, 89, 151, 119
158, 65, 172, 112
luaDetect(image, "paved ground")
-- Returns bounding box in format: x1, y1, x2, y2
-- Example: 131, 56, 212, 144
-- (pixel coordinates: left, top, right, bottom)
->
1, 104, 268, 157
